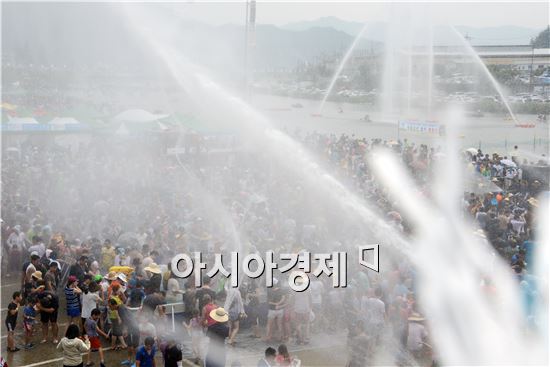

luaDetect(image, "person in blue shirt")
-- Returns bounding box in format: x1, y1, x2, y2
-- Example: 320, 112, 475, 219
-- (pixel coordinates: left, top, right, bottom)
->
135, 336, 156, 367
23, 297, 38, 349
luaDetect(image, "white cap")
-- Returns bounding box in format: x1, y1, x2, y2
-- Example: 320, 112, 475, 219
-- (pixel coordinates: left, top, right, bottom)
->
117, 273, 127, 283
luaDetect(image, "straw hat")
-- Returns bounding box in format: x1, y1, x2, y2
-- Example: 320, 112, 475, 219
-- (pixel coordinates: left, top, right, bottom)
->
32, 271, 43, 280
408, 312, 425, 322
105, 271, 118, 281
144, 263, 162, 274
209, 307, 229, 323
527, 197, 539, 208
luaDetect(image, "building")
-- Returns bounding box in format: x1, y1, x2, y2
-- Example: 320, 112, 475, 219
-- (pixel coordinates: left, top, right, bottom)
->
433, 45, 550, 72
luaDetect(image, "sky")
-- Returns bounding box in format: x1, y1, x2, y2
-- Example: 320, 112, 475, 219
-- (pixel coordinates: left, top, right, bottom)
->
165, 1, 549, 29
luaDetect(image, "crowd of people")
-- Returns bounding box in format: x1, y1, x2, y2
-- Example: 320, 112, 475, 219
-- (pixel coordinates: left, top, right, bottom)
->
2, 129, 547, 367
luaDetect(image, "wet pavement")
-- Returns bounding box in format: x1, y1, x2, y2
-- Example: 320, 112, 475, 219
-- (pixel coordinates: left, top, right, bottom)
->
1, 273, 348, 367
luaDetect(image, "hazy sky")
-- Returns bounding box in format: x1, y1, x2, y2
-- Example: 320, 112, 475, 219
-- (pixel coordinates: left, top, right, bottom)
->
167, 1, 549, 29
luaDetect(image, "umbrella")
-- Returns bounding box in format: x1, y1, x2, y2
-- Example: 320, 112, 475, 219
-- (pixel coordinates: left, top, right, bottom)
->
465, 148, 478, 155
500, 159, 517, 167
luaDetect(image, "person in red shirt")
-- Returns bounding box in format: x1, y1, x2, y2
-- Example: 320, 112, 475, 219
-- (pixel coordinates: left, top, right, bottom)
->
201, 294, 217, 328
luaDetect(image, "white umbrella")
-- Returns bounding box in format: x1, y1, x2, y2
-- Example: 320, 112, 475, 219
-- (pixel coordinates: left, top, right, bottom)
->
48, 117, 80, 125
500, 159, 517, 167
465, 148, 478, 155
114, 109, 169, 123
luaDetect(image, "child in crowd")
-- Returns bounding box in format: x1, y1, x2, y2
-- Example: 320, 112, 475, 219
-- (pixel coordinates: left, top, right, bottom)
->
6, 291, 22, 352
108, 298, 128, 350
81, 281, 103, 336
135, 336, 156, 367
183, 308, 203, 362
23, 296, 38, 349
275, 344, 293, 367
85, 308, 108, 367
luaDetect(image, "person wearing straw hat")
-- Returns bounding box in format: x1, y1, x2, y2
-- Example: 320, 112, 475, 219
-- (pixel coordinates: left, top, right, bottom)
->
407, 312, 428, 359
204, 307, 230, 367
23, 270, 43, 299
144, 263, 162, 295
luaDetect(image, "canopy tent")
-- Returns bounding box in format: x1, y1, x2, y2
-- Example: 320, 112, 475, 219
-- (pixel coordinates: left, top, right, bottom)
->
6, 117, 39, 124
114, 109, 169, 123
48, 117, 81, 125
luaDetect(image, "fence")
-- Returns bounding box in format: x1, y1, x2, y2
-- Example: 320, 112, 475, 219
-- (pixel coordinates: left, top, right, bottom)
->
158, 302, 186, 332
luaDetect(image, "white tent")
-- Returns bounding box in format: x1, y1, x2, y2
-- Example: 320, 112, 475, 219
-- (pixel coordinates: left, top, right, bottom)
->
114, 109, 169, 123
48, 117, 81, 125
6, 117, 39, 124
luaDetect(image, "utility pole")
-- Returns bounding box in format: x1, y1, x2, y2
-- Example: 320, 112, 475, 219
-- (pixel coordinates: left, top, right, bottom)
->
243, 0, 256, 101
244, 0, 249, 98
530, 45, 534, 93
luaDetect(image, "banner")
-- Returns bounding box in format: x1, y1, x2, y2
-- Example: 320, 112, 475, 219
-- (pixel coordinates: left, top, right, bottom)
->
398, 120, 445, 136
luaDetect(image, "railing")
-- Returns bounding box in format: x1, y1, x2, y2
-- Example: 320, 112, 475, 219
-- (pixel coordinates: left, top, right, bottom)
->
156, 301, 185, 332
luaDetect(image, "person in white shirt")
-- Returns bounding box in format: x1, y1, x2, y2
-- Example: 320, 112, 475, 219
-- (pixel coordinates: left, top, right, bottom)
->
81, 282, 103, 326
257, 347, 276, 367
165, 273, 183, 304
28, 236, 46, 258
361, 287, 386, 342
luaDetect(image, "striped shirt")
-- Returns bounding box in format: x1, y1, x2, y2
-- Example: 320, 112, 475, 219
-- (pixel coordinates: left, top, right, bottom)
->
64, 287, 80, 312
